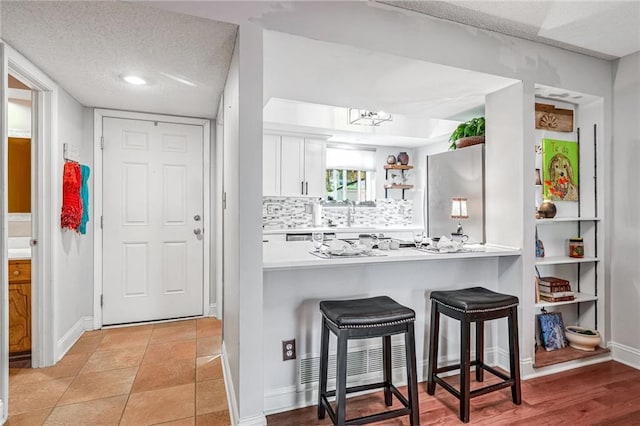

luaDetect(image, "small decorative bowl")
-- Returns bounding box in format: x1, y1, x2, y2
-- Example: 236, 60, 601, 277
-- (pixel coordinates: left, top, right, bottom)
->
565, 326, 601, 351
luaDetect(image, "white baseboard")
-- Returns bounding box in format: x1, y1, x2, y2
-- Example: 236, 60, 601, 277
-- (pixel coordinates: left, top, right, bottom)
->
222, 342, 267, 425
236, 414, 267, 426
208, 303, 218, 318
56, 316, 94, 361
610, 341, 640, 369
222, 342, 240, 425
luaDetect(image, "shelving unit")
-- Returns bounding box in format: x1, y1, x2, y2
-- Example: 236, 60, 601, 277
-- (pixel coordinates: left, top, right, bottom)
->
383, 164, 413, 199
531, 92, 607, 369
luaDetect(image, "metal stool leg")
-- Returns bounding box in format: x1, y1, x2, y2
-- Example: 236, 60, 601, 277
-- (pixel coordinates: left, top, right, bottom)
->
335, 331, 349, 426
508, 306, 522, 405
427, 301, 439, 395
405, 322, 420, 426
383, 335, 392, 406
475, 320, 484, 382
460, 316, 471, 423
318, 317, 330, 419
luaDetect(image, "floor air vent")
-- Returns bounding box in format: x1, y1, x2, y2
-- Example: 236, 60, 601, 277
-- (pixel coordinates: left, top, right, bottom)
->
299, 344, 406, 386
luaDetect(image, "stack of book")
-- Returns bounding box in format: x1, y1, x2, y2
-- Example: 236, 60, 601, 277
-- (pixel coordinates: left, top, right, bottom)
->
538, 276, 575, 302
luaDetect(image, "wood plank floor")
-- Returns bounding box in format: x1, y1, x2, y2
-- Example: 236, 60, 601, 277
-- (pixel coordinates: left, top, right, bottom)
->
267, 361, 640, 425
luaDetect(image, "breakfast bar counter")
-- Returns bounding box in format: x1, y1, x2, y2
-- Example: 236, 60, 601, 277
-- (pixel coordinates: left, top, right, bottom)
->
262, 240, 522, 414
263, 241, 520, 270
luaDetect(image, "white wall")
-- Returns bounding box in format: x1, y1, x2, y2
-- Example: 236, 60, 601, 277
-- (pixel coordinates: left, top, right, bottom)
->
221, 24, 265, 425
610, 51, 640, 368
52, 91, 94, 359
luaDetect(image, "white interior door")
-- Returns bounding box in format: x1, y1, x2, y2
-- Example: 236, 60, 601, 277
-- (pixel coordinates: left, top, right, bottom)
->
102, 117, 204, 325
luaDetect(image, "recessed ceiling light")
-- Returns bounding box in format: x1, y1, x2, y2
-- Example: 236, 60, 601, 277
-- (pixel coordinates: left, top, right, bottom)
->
121, 74, 147, 85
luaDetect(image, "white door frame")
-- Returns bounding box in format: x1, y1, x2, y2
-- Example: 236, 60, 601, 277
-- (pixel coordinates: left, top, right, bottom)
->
93, 109, 211, 329
1, 41, 57, 422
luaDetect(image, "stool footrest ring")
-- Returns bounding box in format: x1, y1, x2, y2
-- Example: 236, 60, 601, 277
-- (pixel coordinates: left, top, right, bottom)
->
321, 382, 412, 425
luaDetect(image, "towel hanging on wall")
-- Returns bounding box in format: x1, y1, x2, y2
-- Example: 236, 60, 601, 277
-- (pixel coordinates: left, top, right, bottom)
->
61, 161, 82, 231
79, 165, 91, 234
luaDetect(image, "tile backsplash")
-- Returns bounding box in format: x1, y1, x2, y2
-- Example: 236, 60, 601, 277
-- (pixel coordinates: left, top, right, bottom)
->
263, 197, 412, 228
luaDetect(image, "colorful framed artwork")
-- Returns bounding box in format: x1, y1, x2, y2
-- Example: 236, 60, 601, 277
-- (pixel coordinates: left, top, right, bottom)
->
542, 138, 579, 201
538, 311, 568, 351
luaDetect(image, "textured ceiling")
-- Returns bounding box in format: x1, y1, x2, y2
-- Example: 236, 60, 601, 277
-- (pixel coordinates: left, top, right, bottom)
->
0, 1, 237, 118
379, 1, 640, 60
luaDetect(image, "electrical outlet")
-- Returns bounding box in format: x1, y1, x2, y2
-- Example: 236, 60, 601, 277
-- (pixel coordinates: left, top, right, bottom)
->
282, 339, 296, 361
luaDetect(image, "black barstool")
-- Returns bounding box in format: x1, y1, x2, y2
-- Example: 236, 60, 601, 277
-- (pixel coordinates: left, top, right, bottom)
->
426, 287, 521, 423
318, 296, 420, 425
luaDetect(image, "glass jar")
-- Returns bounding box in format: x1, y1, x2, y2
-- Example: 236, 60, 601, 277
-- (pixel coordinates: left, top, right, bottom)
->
569, 237, 584, 258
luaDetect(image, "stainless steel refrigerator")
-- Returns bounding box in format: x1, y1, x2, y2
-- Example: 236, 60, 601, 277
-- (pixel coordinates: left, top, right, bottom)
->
426, 144, 485, 243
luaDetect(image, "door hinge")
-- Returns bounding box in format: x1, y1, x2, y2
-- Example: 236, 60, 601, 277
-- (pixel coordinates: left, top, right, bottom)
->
223, 192, 227, 210
100, 216, 103, 229
100, 136, 104, 150
100, 294, 104, 307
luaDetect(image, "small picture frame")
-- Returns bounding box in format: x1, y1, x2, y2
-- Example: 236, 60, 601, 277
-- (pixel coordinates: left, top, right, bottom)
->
537, 311, 568, 351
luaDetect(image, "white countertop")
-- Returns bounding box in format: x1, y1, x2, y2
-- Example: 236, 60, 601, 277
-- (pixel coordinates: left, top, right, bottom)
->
9, 248, 31, 260
263, 225, 423, 235
8, 237, 31, 259
263, 241, 521, 271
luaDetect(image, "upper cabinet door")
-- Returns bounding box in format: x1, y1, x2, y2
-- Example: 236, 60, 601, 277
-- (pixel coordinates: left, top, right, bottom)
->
304, 138, 326, 197
263, 134, 281, 196
280, 136, 305, 196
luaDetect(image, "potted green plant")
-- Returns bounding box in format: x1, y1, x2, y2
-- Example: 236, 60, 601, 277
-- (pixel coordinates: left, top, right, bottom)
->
449, 116, 485, 150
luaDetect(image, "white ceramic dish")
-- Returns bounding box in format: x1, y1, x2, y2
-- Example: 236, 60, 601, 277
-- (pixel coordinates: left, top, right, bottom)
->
565, 326, 601, 351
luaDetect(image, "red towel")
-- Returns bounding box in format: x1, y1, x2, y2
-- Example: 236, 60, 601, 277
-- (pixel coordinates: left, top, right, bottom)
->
61, 161, 82, 231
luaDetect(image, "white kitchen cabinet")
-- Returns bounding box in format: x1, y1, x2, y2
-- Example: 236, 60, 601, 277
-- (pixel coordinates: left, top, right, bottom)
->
263, 134, 281, 196
264, 134, 326, 197
302, 138, 325, 197
280, 136, 305, 196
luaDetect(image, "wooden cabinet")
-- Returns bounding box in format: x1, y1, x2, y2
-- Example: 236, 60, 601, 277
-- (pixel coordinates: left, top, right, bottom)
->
8, 137, 31, 213
9, 259, 31, 354
263, 134, 326, 197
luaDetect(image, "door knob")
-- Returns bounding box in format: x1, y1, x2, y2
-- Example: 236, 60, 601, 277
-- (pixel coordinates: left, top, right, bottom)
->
194, 215, 201, 221
193, 228, 202, 235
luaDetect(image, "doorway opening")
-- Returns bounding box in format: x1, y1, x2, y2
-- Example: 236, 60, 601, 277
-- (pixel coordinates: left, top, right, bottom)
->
7, 73, 33, 369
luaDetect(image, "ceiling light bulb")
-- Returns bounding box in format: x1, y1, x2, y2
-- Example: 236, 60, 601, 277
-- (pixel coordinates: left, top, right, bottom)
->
122, 75, 147, 85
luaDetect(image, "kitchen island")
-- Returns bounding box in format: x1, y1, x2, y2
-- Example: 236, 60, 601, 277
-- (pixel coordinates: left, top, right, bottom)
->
262, 241, 521, 414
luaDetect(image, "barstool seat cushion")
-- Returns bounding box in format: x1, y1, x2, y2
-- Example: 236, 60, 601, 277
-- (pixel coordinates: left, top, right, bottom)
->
430, 287, 518, 313
320, 296, 415, 329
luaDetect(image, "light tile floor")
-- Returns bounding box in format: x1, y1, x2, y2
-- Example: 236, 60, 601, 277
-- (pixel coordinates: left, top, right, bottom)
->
7, 317, 230, 425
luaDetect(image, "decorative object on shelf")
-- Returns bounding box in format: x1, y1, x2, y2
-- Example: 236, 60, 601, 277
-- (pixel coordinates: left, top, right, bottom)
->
535, 102, 574, 132
568, 237, 584, 258
537, 199, 557, 218
449, 116, 485, 150
537, 310, 568, 351
535, 168, 542, 186
348, 109, 392, 126
565, 326, 601, 351
450, 197, 468, 234
535, 228, 545, 258
386, 154, 396, 165
543, 138, 579, 201
397, 151, 409, 165
383, 165, 414, 199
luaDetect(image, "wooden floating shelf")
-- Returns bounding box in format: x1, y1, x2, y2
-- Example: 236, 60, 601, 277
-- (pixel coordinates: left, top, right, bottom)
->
535, 292, 598, 308
384, 164, 413, 170
534, 345, 610, 369
383, 184, 414, 190
535, 256, 599, 265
